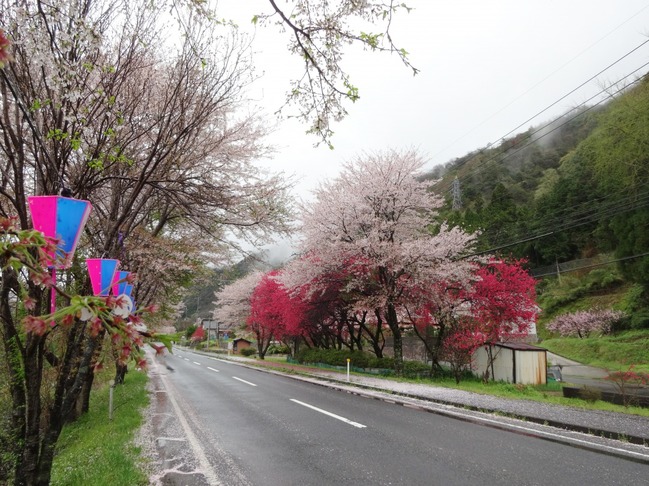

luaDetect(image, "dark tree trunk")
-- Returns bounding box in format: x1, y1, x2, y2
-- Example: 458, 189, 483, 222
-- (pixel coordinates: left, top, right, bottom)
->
385, 303, 403, 376
114, 363, 128, 384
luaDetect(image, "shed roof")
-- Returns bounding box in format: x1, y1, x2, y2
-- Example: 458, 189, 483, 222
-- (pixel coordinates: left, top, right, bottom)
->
493, 342, 546, 352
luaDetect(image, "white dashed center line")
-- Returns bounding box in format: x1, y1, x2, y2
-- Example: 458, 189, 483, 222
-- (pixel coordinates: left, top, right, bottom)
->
290, 399, 367, 428
232, 376, 257, 387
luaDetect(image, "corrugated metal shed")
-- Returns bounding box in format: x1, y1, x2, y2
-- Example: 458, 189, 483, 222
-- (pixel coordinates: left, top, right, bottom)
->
472, 343, 547, 385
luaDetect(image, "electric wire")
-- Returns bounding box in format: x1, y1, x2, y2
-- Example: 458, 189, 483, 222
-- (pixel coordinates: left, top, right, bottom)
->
434, 61, 649, 196
428, 4, 649, 168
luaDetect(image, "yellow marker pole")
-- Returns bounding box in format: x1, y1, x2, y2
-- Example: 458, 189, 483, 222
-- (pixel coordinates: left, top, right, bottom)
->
347, 358, 350, 382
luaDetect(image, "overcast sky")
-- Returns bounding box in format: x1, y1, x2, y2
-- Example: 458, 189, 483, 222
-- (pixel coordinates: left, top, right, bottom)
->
217, 1, 649, 261
221, 1, 649, 196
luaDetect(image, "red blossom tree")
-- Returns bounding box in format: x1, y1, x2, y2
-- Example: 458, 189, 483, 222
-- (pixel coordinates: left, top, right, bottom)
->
190, 325, 206, 344
248, 271, 307, 359
407, 259, 539, 382
462, 259, 539, 382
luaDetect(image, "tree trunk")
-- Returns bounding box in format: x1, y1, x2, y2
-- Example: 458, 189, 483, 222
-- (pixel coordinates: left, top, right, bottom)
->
114, 363, 128, 384
385, 303, 403, 375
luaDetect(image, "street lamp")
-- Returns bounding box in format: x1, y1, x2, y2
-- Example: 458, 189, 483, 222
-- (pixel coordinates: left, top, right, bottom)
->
28, 195, 92, 312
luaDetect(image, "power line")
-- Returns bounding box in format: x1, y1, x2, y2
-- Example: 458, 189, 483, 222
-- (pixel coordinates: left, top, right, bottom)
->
428, 5, 649, 167
531, 251, 649, 278
436, 62, 649, 196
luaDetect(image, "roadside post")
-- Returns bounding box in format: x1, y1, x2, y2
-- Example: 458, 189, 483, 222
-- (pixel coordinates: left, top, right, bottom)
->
109, 379, 115, 421
347, 358, 350, 382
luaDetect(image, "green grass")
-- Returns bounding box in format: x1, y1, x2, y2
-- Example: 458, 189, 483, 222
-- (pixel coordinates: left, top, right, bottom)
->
539, 330, 649, 373
51, 369, 150, 486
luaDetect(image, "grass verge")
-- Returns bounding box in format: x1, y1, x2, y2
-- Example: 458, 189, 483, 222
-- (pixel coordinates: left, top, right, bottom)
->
540, 330, 649, 373
51, 368, 150, 486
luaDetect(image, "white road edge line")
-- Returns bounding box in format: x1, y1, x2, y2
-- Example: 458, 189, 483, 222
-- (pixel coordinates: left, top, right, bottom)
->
158, 368, 221, 484
207, 367, 220, 373
184, 358, 189, 361
290, 399, 367, 429
232, 376, 257, 387
193, 361, 201, 366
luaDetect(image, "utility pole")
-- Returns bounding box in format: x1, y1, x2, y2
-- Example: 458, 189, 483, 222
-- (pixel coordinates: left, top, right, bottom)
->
452, 176, 462, 210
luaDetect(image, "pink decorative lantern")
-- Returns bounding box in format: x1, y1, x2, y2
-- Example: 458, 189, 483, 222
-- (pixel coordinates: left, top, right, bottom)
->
112, 270, 135, 316
86, 259, 120, 296
28, 195, 92, 269
112, 270, 133, 298
28, 195, 92, 313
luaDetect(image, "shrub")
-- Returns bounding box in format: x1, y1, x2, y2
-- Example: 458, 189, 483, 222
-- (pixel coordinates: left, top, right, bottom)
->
240, 348, 257, 357
296, 348, 382, 369
267, 344, 291, 355
605, 366, 649, 407
402, 360, 431, 377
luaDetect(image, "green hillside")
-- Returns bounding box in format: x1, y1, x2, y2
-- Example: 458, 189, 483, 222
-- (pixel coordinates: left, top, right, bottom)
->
424, 74, 649, 333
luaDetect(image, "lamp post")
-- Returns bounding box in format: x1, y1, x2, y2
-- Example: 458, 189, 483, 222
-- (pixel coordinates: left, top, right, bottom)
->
28, 195, 92, 312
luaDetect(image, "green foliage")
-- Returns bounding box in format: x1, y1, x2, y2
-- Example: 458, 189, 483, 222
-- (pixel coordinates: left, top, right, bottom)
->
184, 325, 197, 339
537, 267, 625, 321
615, 283, 649, 329
240, 348, 256, 357
267, 343, 291, 355
50, 370, 149, 486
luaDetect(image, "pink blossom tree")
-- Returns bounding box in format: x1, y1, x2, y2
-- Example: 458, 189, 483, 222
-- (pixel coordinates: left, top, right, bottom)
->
213, 271, 264, 332
546, 309, 625, 338
288, 149, 478, 375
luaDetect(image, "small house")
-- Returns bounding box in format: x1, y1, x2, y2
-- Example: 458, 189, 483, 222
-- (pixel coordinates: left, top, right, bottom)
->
472, 342, 547, 385
229, 338, 252, 354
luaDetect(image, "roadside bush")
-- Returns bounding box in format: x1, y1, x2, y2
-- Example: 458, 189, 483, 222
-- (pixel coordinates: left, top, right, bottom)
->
240, 348, 257, 357
402, 360, 432, 377
368, 356, 394, 369
267, 344, 291, 355
296, 348, 387, 369
295, 348, 432, 376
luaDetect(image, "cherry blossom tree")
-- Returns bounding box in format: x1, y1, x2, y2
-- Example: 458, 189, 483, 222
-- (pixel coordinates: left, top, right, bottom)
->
546, 309, 624, 338
213, 271, 264, 331
0, 0, 294, 416
287, 149, 478, 375
0, 218, 153, 485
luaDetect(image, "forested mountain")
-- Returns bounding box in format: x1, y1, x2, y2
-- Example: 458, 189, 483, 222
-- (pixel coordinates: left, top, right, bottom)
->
424, 74, 649, 290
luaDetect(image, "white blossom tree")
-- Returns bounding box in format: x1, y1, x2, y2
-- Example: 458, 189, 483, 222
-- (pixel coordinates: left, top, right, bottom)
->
285, 149, 478, 374
213, 271, 264, 331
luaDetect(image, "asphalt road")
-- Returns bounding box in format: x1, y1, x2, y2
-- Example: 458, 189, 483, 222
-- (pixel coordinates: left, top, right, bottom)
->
152, 349, 649, 485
